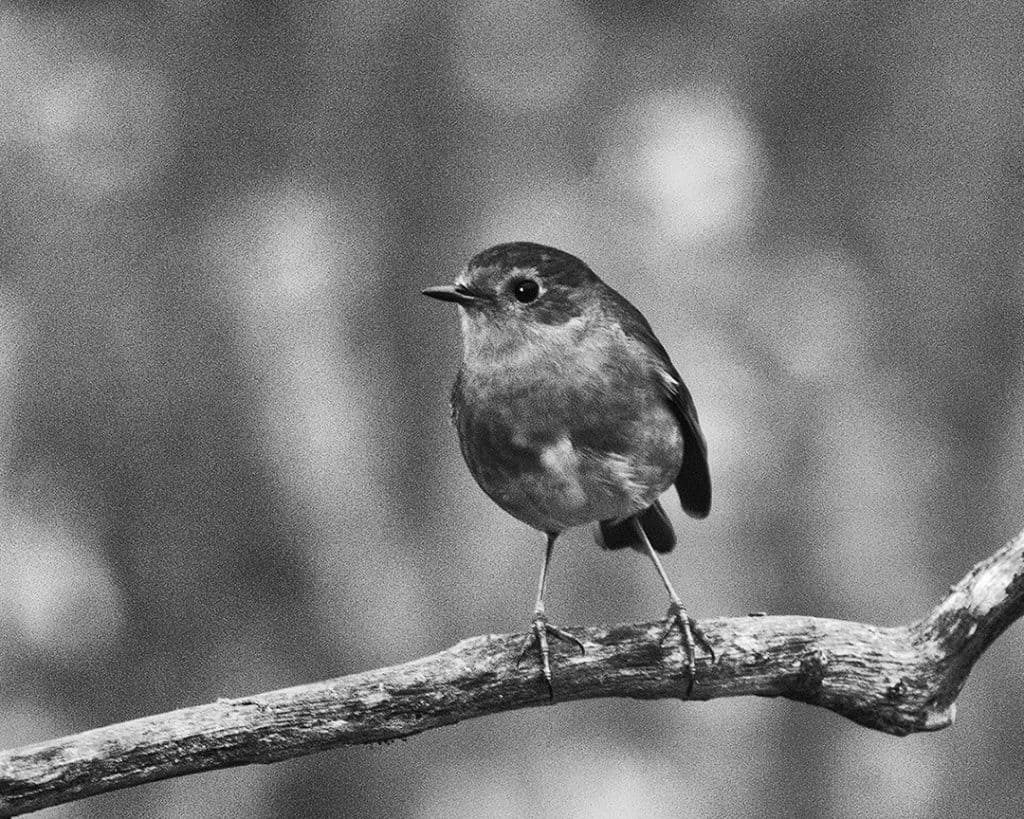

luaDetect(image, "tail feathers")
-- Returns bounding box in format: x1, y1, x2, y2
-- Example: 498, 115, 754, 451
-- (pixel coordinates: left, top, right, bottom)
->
597, 516, 641, 551
596, 501, 676, 554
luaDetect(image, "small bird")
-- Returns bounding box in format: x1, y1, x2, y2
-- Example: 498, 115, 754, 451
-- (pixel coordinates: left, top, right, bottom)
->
423, 242, 713, 695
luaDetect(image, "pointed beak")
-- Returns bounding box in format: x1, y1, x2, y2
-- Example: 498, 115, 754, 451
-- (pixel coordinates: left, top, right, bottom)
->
421, 284, 484, 307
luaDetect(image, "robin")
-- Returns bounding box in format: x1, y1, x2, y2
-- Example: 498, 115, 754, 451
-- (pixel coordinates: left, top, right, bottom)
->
424, 242, 712, 695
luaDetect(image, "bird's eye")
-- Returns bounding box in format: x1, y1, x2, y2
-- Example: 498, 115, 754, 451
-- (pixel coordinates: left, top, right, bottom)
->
512, 278, 540, 304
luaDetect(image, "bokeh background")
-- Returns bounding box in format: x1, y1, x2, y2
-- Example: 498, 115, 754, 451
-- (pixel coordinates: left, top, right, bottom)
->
1, 2, 1022, 817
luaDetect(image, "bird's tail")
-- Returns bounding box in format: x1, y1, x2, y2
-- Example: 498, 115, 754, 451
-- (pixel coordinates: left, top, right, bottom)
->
596, 500, 676, 554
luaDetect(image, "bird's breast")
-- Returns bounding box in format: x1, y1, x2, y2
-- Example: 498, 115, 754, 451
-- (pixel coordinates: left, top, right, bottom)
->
452, 329, 684, 532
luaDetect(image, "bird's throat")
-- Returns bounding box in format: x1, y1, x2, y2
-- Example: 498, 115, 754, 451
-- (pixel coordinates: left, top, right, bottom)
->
460, 312, 594, 373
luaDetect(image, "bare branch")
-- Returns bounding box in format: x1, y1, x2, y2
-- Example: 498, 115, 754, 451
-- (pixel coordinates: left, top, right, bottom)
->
2, 529, 1023, 817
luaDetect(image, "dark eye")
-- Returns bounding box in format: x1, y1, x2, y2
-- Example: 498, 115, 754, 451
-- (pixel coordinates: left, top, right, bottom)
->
512, 278, 540, 303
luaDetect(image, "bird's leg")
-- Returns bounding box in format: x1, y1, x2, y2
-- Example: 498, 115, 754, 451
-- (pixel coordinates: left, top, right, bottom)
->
517, 532, 585, 697
638, 527, 715, 696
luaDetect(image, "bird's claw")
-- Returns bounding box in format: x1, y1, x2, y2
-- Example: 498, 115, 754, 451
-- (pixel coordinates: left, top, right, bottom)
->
517, 612, 585, 698
660, 600, 714, 697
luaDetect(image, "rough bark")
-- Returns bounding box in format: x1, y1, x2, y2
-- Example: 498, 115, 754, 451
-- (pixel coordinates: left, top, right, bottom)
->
2, 529, 1022, 817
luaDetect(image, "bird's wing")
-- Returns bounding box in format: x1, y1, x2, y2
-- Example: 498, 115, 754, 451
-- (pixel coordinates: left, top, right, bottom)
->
604, 288, 712, 519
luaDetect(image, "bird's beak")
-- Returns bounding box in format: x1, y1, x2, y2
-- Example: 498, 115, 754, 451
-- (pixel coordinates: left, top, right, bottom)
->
421, 284, 483, 306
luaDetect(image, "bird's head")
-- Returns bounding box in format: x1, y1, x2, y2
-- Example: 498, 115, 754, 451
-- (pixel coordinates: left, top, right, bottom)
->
423, 242, 603, 364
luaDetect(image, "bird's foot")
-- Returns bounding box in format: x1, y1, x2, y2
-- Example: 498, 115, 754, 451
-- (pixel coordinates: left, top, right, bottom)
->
517, 612, 585, 698
659, 600, 715, 696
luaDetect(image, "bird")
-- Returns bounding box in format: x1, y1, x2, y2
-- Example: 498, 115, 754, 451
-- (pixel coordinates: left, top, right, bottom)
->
423, 241, 713, 696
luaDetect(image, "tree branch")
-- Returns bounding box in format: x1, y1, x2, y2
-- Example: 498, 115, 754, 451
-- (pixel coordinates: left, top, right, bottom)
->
2, 529, 1023, 817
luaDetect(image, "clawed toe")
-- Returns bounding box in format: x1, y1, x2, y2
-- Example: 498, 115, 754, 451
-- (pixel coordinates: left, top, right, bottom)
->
517, 614, 585, 698
660, 601, 714, 696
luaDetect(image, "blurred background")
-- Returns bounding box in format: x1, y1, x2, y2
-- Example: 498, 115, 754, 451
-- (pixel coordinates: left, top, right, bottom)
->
0, 1, 1022, 817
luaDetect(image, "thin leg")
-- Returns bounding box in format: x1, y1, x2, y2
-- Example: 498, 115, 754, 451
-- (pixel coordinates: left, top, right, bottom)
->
517, 532, 585, 698
638, 526, 715, 696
